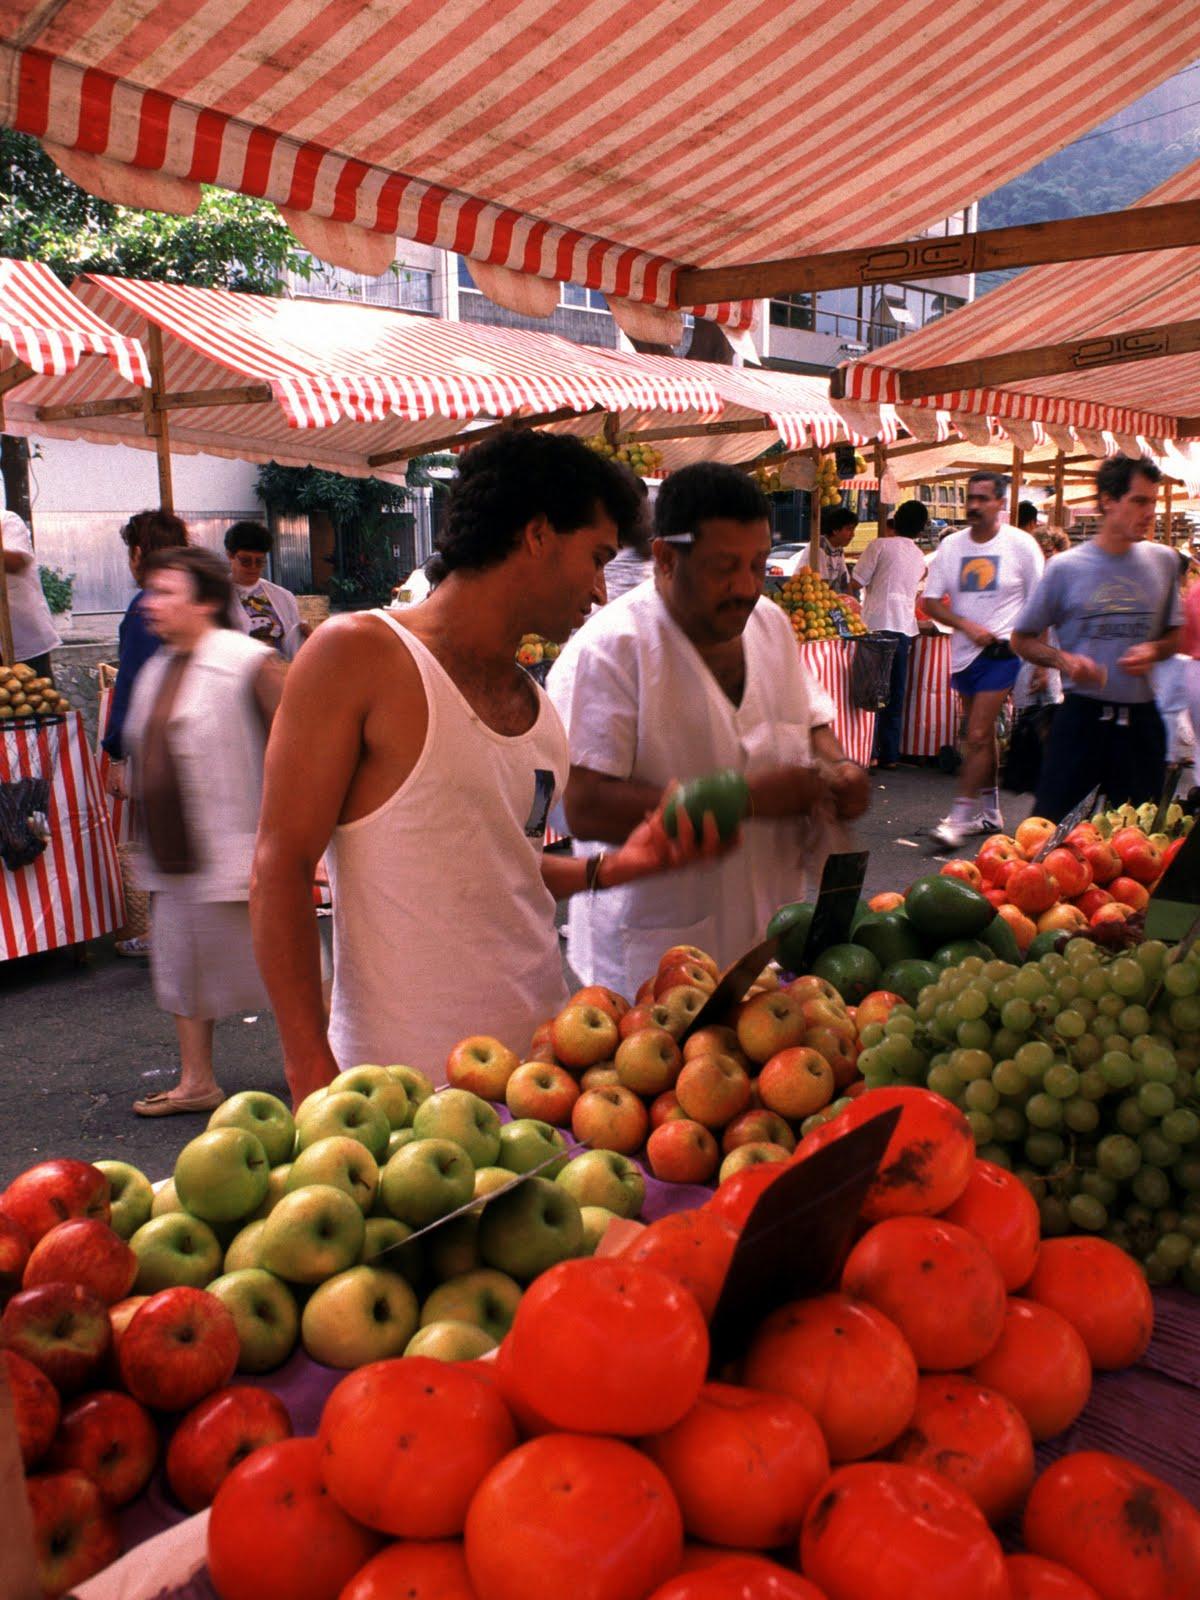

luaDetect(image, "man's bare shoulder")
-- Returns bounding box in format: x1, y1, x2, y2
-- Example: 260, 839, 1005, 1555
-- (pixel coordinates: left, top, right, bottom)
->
284, 611, 422, 710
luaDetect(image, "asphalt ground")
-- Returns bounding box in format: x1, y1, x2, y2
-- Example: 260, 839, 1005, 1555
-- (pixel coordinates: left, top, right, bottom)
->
0, 763, 1031, 1188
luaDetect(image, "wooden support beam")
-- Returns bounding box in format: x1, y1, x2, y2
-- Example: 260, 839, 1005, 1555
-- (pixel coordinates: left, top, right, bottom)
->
1009, 447, 1023, 525
38, 383, 273, 423
622, 415, 774, 445
890, 317, 1200, 403
675, 199, 1200, 303
1177, 416, 1200, 437
1164, 478, 1175, 545
0, 362, 33, 398
142, 324, 173, 512
367, 406, 600, 469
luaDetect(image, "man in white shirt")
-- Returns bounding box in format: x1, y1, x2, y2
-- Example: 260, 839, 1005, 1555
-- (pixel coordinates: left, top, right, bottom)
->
922, 472, 1044, 849
852, 500, 930, 768
798, 505, 856, 592
1, 508, 61, 676
224, 521, 306, 660
547, 462, 870, 1000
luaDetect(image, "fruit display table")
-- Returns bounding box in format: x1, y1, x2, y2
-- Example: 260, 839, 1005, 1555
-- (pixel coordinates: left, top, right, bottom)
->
901, 632, 957, 759
0, 710, 123, 960
796, 639, 877, 768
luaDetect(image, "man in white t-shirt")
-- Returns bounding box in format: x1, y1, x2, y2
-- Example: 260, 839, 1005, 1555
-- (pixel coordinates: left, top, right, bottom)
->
1, 509, 61, 675
922, 472, 1044, 849
852, 500, 930, 768
548, 462, 870, 999
224, 521, 306, 660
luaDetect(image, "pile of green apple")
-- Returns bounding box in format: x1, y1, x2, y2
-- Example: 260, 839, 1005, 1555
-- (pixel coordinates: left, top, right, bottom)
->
103, 1068, 649, 1374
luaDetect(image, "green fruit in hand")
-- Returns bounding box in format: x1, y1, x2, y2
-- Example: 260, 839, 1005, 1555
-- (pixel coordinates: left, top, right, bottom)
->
810, 943, 881, 1005
904, 875, 995, 942
663, 769, 749, 842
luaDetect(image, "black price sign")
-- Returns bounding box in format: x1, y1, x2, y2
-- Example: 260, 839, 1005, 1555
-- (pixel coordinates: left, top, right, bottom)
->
800, 850, 869, 968
1145, 825, 1200, 944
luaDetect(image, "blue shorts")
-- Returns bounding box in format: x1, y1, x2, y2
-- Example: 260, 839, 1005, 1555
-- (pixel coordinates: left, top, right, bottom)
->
951, 650, 1021, 697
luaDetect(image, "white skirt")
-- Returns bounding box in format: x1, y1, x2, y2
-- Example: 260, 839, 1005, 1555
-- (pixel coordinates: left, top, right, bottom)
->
150, 891, 268, 1020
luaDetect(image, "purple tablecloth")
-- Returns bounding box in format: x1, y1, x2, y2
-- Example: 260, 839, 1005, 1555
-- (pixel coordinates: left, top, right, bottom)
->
117, 1166, 1200, 1598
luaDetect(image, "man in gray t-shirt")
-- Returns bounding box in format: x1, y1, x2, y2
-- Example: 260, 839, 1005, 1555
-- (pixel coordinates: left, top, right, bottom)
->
1012, 456, 1181, 821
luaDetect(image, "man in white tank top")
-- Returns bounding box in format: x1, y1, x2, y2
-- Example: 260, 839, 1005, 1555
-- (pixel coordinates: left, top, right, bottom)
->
250, 432, 725, 1105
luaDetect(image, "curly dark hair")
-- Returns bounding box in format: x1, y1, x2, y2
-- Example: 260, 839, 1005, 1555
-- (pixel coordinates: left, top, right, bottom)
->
119, 510, 189, 582
654, 462, 770, 539
428, 430, 644, 581
223, 519, 273, 555
1096, 453, 1162, 503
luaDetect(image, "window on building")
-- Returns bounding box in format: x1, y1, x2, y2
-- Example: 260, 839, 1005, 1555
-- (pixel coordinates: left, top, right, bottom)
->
289, 257, 434, 313
769, 293, 815, 330
560, 282, 609, 311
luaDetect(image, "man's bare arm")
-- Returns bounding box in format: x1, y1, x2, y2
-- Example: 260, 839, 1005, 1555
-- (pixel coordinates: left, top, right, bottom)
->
922, 594, 995, 648
564, 761, 827, 839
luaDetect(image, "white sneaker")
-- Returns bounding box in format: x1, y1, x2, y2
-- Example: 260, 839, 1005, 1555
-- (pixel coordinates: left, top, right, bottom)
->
969, 814, 1003, 837
930, 816, 967, 850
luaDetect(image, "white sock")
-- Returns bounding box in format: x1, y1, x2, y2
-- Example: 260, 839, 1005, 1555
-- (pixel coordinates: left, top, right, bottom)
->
950, 797, 976, 823
980, 787, 1001, 819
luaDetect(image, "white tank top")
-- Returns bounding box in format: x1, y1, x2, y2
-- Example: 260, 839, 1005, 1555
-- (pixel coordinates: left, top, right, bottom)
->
326, 610, 570, 1081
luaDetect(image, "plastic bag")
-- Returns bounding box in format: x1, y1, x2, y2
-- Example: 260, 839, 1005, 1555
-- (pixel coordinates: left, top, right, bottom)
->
849, 634, 897, 711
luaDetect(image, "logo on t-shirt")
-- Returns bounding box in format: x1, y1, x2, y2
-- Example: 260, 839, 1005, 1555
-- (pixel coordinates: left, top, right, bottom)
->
524, 769, 556, 840
960, 555, 999, 592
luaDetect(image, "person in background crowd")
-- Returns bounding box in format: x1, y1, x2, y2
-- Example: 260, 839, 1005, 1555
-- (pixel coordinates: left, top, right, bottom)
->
393, 561, 435, 608
124, 549, 285, 1115
800, 504, 857, 593
1012, 456, 1180, 821
225, 520, 307, 659
922, 471, 1044, 849
1017, 501, 1040, 536
1181, 562, 1200, 789
602, 478, 654, 602
852, 500, 930, 770
1, 503, 59, 680
251, 431, 714, 1104
1039, 526, 1072, 557
547, 462, 870, 1002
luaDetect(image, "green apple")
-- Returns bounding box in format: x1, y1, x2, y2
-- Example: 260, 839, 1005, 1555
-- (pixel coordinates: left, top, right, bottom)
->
95, 1160, 154, 1240
174, 1128, 270, 1224
330, 1066, 409, 1131
477, 1177, 583, 1283
294, 1087, 330, 1123
209, 1091, 296, 1167
300, 1265, 419, 1368
420, 1268, 521, 1342
224, 1217, 269, 1272
287, 1137, 378, 1214
474, 1166, 516, 1201
428, 1215, 481, 1282
405, 1321, 497, 1361
151, 1178, 184, 1217
360, 1217, 424, 1287
386, 1127, 419, 1160
380, 1138, 475, 1227
294, 1091, 389, 1159
412, 1090, 501, 1168
260, 1185, 365, 1285
206, 1267, 300, 1373
555, 1150, 646, 1220
129, 1213, 223, 1291
251, 1164, 292, 1219
497, 1119, 568, 1178
384, 1065, 435, 1125
579, 1205, 619, 1256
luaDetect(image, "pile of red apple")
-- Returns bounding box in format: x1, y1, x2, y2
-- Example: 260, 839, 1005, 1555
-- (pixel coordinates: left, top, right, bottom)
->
938, 814, 1183, 953
0, 1158, 296, 1597
452, 945, 880, 1188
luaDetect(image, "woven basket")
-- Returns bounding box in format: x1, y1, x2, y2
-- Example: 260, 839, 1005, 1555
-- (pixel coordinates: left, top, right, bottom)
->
115, 841, 150, 942
296, 595, 330, 630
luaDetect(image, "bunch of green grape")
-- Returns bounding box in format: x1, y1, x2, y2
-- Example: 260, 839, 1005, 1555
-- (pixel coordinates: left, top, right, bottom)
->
851, 937, 1200, 1291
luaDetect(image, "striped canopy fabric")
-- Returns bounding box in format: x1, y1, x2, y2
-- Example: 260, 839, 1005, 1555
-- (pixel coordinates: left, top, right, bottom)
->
838, 159, 1200, 444
0, 258, 147, 384
3, 3, 1199, 329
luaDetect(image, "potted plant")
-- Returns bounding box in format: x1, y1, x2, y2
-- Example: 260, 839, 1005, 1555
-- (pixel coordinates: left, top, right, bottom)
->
39, 565, 76, 628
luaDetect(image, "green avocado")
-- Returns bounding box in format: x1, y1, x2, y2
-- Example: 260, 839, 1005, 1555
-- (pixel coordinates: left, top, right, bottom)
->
663, 769, 749, 842
904, 874, 995, 944
1026, 929, 1070, 961
769, 901, 814, 973
980, 914, 1023, 965
810, 943, 882, 1005
931, 939, 995, 967
852, 910, 925, 970
879, 958, 942, 1006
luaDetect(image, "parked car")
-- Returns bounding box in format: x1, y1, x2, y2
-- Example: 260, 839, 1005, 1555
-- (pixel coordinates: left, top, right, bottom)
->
765, 542, 811, 577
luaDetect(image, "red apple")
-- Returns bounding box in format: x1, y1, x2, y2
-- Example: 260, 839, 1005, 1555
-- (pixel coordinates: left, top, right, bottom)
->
47, 1390, 158, 1507
654, 961, 717, 999
1014, 817, 1056, 856
26, 1470, 120, 1598
0, 1160, 110, 1245
505, 1061, 581, 1125
1075, 886, 1114, 920
23, 1219, 137, 1306
1, 1282, 111, 1392
635, 977, 657, 1005
721, 1109, 796, 1156
649, 1091, 688, 1129
0, 1211, 32, 1302
166, 1384, 293, 1512
619, 1001, 675, 1040
527, 1019, 557, 1062
804, 1026, 860, 1090
1042, 847, 1091, 899
784, 975, 841, 1005
551, 1003, 620, 1069
675, 1055, 752, 1130
1065, 823, 1100, 850
108, 1295, 150, 1352
1118, 838, 1163, 884
615, 1028, 682, 1098
572, 985, 630, 1023
940, 859, 983, 890
444, 1035, 520, 1099
646, 1120, 720, 1185
736, 991, 806, 1064
682, 1025, 744, 1063
1036, 904, 1089, 934
2, 1348, 59, 1466
867, 892, 905, 912
855, 991, 907, 1030
656, 985, 709, 1036
118, 1287, 239, 1412
1092, 902, 1137, 928
798, 996, 855, 1041
1109, 876, 1150, 911
579, 1065, 620, 1091
757, 1047, 835, 1120
1005, 862, 1061, 917
657, 945, 720, 982
1079, 840, 1121, 884
996, 903, 1037, 953
570, 1085, 649, 1155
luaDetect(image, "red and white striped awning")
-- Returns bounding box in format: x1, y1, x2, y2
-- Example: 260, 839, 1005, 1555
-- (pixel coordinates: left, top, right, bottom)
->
3, 3, 1199, 331
0, 258, 147, 385
837, 158, 1200, 444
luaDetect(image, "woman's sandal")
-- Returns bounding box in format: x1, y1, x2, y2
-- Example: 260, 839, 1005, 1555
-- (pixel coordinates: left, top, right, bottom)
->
133, 1089, 225, 1117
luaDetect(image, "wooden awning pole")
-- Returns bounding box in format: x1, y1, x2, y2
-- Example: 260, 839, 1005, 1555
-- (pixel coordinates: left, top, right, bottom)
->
1164, 477, 1174, 545
142, 322, 174, 512
1053, 449, 1066, 525
874, 437, 888, 533
808, 446, 822, 577
0, 392, 17, 665
1008, 446, 1023, 525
